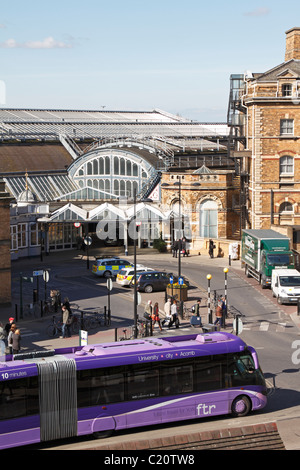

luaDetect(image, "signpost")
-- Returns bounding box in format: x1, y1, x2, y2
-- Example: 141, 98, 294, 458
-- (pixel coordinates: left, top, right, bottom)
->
84, 235, 92, 269
107, 277, 112, 326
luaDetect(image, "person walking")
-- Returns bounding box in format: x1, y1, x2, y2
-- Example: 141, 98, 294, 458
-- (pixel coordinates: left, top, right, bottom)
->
0, 323, 6, 356
209, 239, 215, 258
7, 323, 16, 354
62, 305, 71, 338
169, 300, 180, 328
12, 329, 21, 354
172, 240, 179, 258
152, 302, 162, 331
214, 301, 223, 328
162, 298, 172, 327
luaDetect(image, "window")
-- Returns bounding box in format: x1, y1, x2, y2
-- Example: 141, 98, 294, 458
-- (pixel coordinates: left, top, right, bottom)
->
282, 84, 292, 96
17, 223, 27, 248
199, 199, 218, 238
280, 155, 294, 175
30, 223, 39, 246
280, 119, 294, 135
11, 225, 17, 250
0, 377, 39, 421
279, 201, 293, 213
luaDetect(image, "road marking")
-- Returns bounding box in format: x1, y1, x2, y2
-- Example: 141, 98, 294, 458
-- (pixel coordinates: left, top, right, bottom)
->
259, 322, 269, 331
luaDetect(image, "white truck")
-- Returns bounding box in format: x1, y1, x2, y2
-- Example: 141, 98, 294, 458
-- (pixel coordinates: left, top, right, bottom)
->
271, 269, 300, 304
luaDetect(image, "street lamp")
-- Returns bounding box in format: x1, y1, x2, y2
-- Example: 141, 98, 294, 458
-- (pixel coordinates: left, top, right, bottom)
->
132, 188, 153, 338
223, 267, 228, 327
206, 274, 212, 323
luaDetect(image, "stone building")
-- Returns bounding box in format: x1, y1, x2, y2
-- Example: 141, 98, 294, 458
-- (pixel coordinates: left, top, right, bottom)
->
228, 27, 300, 248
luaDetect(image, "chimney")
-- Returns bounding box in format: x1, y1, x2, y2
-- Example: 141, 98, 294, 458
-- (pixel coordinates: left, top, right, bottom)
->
285, 27, 300, 61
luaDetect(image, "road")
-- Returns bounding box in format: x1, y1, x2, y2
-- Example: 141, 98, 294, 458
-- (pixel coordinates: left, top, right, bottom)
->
5, 248, 300, 449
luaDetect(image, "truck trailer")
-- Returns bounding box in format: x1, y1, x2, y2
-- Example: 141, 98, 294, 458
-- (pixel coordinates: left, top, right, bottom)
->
241, 229, 295, 288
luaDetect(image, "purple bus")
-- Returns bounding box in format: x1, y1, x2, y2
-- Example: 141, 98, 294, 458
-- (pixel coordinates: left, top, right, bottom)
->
0, 332, 267, 449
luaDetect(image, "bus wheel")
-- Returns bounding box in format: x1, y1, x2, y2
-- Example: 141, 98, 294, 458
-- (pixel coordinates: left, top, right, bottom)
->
93, 429, 114, 439
231, 395, 251, 417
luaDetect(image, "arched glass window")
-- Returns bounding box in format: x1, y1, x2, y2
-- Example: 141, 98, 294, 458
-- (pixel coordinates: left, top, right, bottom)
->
105, 157, 110, 175
199, 199, 218, 238
133, 163, 138, 176
114, 180, 119, 197
279, 201, 293, 213
120, 158, 125, 175
280, 155, 294, 175
114, 157, 119, 175
93, 159, 98, 175
99, 157, 104, 174
126, 160, 132, 175
87, 162, 93, 175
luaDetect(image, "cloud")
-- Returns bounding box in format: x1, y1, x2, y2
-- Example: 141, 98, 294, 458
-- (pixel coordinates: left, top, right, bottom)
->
244, 7, 271, 17
0, 36, 72, 49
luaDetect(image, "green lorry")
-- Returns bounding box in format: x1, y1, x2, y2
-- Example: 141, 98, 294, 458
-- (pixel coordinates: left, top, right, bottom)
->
241, 229, 296, 289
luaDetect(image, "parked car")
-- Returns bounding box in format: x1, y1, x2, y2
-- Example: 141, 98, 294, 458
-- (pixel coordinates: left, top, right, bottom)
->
92, 258, 133, 278
133, 271, 190, 293
116, 266, 154, 287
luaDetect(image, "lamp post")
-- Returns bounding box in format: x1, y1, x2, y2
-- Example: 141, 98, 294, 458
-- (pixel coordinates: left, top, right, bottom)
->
207, 274, 212, 323
133, 188, 153, 338
223, 267, 228, 327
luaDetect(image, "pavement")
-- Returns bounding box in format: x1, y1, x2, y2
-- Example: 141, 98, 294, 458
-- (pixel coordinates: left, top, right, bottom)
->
2, 247, 300, 450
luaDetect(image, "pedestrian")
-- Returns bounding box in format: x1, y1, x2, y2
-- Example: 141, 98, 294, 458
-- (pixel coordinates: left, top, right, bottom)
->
0, 322, 6, 356
144, 300, 152, 321
162, 298, 172, 327
191, 298, 202, 315
62, 297, 70, 310
209, 239, 215, 258
181, 237, 188, 257
214, 301, 223, 328
152, 302, 162, 331
172, 240, 179, 258
12, 329, 21, 354
4, 317, 14, 338
62, 305, 71, 338
8, 323, 16, 354
169, 300, 180, 328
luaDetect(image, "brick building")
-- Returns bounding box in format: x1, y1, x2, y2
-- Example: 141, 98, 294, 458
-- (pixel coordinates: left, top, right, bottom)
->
228, 27, 300, 248
0, 180, 14, 305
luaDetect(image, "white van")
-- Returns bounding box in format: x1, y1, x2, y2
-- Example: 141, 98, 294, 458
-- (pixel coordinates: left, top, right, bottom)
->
271, 269, 300, 304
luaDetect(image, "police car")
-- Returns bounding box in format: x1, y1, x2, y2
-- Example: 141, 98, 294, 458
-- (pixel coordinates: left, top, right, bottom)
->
116, 266, 154, 287
92, 258, 133, 278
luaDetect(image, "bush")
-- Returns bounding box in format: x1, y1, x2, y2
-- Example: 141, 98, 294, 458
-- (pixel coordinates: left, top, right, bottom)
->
153, 238, 167, 252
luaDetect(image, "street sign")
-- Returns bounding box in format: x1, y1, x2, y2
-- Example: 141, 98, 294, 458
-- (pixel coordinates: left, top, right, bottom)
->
107, 278, 113, 291
80, 329, 88, 346
33, 270, 43, 277
84, 236, 92, 246
43, 270, 49, 283
178, 276, 184, 285
169, 275, 174, 284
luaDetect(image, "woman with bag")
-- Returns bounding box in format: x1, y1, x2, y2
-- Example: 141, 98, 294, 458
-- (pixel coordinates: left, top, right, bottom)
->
151, 302, 162, 331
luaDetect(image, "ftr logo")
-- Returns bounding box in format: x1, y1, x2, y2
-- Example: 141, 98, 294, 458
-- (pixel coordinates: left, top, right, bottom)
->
197, 403, 216, 415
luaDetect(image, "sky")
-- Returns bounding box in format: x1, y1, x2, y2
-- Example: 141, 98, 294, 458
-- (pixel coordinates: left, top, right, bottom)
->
1, 0, 300, 122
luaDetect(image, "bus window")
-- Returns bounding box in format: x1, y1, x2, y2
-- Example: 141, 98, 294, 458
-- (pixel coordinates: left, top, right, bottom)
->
0, 377, 39, 421
160, 362, 193, 395
194, 361, 222, 392
127, 365, 159, 400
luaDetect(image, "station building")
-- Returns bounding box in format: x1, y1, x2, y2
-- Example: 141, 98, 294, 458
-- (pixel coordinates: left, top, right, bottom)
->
0, 108, 235, 270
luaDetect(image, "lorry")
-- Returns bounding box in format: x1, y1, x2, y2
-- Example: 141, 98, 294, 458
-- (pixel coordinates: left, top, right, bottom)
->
241, 229, 296, 288
271, 269, 300, 304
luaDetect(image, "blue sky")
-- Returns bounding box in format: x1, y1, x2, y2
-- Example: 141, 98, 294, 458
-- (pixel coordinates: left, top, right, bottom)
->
1, 0, 300, 121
